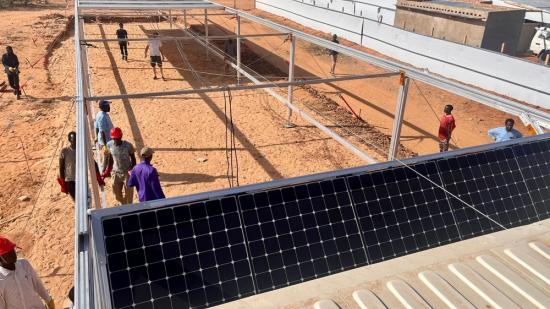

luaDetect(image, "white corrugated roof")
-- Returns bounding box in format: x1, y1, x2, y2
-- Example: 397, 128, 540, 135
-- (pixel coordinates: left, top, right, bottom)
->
215, 219, 550, 308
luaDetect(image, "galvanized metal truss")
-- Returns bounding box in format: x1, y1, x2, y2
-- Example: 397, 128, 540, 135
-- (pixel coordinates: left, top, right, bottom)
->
74, 1, 550, 308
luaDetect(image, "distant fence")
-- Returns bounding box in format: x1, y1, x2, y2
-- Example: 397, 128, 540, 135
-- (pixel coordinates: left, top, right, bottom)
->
257, 0, 550, 109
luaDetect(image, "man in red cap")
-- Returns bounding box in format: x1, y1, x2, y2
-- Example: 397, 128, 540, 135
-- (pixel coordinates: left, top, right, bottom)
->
0, 236, 55, 308
103, 127, 136, 205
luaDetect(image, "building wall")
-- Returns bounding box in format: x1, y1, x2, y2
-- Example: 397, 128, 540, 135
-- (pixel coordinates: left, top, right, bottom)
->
482, 10, 526, 55
394, 9, 485, 47
256, 0, 550, 109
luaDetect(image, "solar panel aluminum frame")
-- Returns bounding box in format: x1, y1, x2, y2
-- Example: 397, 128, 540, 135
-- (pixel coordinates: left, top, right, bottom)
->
90, 134, 550, 308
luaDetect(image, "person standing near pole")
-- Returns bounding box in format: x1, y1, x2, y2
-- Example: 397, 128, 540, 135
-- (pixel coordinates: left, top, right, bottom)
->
328, 34, 339, 75
128, 147, 165, 203
144, 32, 165, 80
116, 23, 129, 61
438, 104, 456, 152
0, 236, 55, 309
103, 127, 136, 205
94, 100, 114, 171
1, 46, 21, 100
224, 38, 237, 74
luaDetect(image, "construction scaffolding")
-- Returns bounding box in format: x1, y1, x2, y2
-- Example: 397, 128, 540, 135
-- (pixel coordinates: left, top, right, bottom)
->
73, 0, 550, 308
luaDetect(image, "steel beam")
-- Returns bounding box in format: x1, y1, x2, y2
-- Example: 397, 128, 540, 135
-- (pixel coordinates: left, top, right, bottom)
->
224, 6, 550, 130
388, 73, 410, 160
205, 9, 209, 59
87, 72, 398, 101
74, 4, 91, 309
236, 15, 242, 83
175, 24, 378, 163
82, 32, 289, 43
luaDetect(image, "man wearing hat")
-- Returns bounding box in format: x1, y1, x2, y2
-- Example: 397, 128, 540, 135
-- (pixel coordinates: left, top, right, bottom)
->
0, 236, 55, 309
94, 100, 114, 171
103, 127, 136, 205
128, 147, 165, 202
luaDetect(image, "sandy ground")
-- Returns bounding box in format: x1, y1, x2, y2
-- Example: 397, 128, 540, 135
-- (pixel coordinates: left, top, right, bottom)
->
0, 0, 541, 307
0, 1, 76, 306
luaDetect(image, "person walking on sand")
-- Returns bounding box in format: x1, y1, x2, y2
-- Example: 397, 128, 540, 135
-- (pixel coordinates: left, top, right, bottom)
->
328, 34, 339, 75
102, 127, 136, 205
116, 23, 129, 61
144, 32, 165, 80
438, 104, 456, 152
128, 147, 165, 203
94, 100, 114, 171
488, 119, 523, 142
0, 236, 55, 309
58, 131, 77, 200
58, 132, 105, 201
1, 46, 21, 100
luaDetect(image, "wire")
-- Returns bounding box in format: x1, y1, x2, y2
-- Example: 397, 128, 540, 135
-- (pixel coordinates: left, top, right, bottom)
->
16, 98, 75, 243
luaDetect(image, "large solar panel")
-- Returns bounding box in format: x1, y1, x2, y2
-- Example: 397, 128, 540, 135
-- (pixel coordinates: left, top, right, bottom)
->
92, 135, 550, 309
101, 197, 255, 308
238, 178, 368, 293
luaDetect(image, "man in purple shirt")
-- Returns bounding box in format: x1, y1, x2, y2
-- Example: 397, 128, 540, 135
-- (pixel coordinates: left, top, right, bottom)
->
128, 147, 165, 202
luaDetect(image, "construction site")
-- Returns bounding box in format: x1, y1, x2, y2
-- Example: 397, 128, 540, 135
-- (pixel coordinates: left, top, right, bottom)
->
0, 0, 549, 308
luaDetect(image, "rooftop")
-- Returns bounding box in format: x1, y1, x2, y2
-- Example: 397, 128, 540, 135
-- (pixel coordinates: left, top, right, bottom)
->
397, 0, 524, 20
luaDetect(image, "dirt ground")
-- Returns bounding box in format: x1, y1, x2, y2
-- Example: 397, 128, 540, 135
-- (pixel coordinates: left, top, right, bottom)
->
0, 0, 540, 307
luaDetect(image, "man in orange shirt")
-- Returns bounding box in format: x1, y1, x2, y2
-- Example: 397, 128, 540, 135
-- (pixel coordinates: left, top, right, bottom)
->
438, 104, 456, 152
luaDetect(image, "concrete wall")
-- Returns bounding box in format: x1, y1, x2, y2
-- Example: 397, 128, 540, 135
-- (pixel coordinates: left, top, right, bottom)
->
482, 10, 526, 55
256, 0, 550, 109
394, 9, 485, 48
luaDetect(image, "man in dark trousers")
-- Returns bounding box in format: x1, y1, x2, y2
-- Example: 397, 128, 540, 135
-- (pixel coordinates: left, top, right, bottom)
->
328, 34, 339, 75
438, 104, 456, 152
128, 147, 165, 202
1, 46, 21, 100
59, 131, 77, 200
116, 23, 129, 61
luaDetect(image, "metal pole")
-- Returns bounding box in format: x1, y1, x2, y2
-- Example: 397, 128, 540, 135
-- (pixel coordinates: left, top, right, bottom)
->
184, 10, 187, 28
205, 9, 209, 59
388, 72, 410, 161
236, 15, 241, 83
285, 34, 296, 128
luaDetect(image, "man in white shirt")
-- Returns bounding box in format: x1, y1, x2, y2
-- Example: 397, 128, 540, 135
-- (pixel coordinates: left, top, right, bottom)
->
0, 236, 55, 309
144, 32, 166, 80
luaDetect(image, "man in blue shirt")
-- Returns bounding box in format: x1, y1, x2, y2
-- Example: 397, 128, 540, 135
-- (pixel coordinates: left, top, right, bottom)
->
128, 147, 165, 202
94, 100, 114, 170
488, 118, 523, 142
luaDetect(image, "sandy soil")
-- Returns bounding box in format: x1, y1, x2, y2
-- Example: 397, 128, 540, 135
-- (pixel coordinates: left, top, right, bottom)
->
0, 0, 540, 307
0, 1, 76, 306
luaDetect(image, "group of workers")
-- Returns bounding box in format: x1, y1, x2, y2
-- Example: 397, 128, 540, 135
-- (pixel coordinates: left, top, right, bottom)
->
116, 23, 167, 80
58, 99, 165, 205
438, 105, 523, 152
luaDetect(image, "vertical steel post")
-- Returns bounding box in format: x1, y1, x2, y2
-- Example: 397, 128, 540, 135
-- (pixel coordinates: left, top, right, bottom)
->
388, 72, 410, 160
205, 9, 209, 59
284, 34, 296, 128
184, 10, 187, 28
236, 15, 242, 83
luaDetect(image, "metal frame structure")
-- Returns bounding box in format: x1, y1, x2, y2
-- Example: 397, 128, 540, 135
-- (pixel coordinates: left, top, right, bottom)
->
89, 133, 550, 308
73, 1, 550, 307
